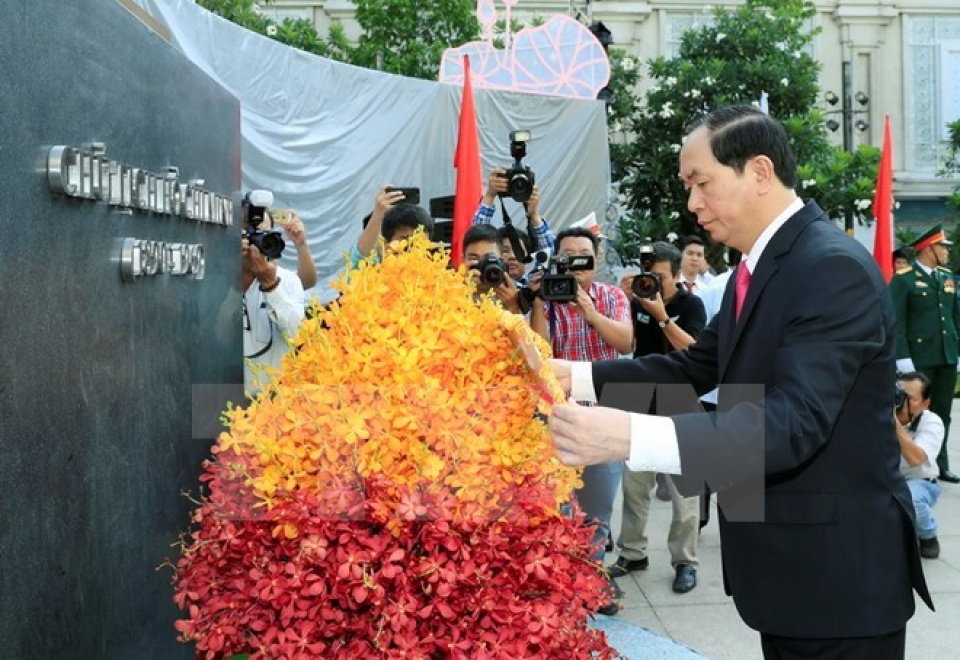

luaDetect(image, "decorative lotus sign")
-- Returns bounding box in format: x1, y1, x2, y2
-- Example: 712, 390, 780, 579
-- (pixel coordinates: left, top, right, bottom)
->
440, 2, 611, 99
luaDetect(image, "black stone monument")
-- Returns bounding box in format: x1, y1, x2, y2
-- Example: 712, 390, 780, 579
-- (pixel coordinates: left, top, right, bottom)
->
0, 1, 242, 657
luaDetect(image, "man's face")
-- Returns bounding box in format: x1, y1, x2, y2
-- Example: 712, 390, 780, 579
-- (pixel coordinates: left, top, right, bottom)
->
681, 243, 705, 279
680, 126, 759, 253
650, 260, 679, 299
931, 242, 951, 267
897, 378, 930, 424
501, 241, 525, 280
894, 256, 910, 271
464, 239, 503, 292
557, 236, 597, 287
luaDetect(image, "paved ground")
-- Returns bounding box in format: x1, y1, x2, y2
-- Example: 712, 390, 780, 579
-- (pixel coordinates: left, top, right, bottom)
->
602, 399, 960, 659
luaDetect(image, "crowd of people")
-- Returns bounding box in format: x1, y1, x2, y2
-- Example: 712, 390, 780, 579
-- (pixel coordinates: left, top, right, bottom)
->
240, 104, 951, 659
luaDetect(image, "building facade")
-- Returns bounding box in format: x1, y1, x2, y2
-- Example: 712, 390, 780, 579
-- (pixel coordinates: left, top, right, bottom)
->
263, 0, 959, 215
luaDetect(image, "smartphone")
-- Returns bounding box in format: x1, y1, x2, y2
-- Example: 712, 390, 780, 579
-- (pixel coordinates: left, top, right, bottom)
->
386, 186, 420, 205
270, 209, 294, 225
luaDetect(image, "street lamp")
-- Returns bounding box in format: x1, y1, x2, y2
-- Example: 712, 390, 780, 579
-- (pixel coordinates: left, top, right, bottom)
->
823, 61, 871, 234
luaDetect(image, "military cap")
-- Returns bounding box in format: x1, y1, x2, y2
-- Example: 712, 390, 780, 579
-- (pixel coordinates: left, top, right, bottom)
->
911, 224, 954, 252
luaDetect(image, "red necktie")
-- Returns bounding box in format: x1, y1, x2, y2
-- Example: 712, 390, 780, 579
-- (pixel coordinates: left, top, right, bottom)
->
735, 264, 752, 321
685, 281, 695, 293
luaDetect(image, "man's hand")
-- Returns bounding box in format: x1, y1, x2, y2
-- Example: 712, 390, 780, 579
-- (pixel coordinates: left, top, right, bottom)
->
548, 403, 632, 466
482, 169, 509, 205
242, 237, 277, 285
620, 274, 636, 302
376, 186, 405, 215
636, 291, 668, 323
494, 276, 521, 313
548, 358, 573, 396
277, 212, 307, 247
524, 185, 541, 223
569, 284, 598, 323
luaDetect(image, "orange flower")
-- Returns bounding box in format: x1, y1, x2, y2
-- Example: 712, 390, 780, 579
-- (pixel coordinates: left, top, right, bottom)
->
215, 231, 578, 527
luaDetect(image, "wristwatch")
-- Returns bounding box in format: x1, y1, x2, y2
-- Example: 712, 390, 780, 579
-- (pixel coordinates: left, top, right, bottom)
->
658, 317, 672, 328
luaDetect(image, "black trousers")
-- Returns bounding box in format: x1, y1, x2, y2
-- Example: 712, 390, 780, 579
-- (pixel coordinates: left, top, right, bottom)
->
760, 627, 905, 660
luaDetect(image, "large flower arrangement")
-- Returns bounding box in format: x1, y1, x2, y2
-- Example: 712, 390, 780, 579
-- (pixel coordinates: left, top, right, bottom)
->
171, 234, 616, 658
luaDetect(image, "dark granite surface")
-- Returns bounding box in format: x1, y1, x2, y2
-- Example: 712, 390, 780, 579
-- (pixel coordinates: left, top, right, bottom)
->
0, 1, 241, 657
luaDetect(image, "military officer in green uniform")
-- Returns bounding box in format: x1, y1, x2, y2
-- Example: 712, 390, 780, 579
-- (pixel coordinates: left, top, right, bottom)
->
890, 224, 960, 483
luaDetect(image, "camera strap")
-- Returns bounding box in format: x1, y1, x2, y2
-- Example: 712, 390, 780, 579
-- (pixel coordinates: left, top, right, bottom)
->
498, 198, 530, 264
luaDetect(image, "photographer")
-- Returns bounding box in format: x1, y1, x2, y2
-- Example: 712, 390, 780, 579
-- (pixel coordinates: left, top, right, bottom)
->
242, 197, 305, 396
349, 186, 434, 268
895, 372, 944, 559
462, 225, 521, 313
537, 226, 632, 615
473, 169, 556, 262
610, 242, 706, 594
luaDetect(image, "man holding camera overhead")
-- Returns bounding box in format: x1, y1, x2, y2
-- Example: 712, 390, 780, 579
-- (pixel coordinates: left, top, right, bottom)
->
612, 241, 706, 594
242, 191, 305, 396
536, 225, 632, 615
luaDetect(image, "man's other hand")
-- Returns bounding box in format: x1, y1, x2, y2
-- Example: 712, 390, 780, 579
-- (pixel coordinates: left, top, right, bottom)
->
548, 358, 573, 396
548, 403, 632, 466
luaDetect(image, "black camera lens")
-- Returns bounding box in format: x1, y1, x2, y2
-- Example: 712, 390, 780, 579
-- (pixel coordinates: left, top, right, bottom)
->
508, 173, 534, 203
631, 273, 661, 299
475, 254, 507, 287
248, 229, 286, 260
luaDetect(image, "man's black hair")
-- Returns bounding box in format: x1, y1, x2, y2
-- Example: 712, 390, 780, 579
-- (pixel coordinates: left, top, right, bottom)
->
650, 241, 682, 276
555, 226, 599, 254
381, 204, 434, 242
687, 104, 798, 188
679, 235, 705, 251
899, 371, 932, 402
463, 224, 503, 256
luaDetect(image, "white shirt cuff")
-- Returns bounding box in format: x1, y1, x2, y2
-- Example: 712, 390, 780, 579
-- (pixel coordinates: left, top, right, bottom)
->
570, 361, 599, 403
627, 413, 682, 474
896, 358, 916, 374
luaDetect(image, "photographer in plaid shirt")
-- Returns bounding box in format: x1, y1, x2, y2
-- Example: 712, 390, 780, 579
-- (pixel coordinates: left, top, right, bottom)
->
537, 226, 633, 614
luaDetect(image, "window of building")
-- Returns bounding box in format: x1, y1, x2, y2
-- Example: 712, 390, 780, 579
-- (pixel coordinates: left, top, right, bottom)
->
905, 15, 960, 172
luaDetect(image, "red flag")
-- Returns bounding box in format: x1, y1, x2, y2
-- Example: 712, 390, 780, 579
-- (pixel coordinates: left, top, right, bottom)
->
873, 114, 894, 283
452, 55, 482, 268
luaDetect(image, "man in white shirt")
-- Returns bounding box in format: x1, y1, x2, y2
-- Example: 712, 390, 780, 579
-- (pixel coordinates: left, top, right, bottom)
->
895, 372, 944, 559
242, 206, 305, 395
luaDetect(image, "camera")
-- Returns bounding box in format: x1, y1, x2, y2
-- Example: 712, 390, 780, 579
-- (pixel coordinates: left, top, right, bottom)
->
243, 190, 286, 260
895, 382, 908, 412
541, 254, 595, 302
630, 243, 662, 299
474, 253, 508, 287
500, 130, 536, 203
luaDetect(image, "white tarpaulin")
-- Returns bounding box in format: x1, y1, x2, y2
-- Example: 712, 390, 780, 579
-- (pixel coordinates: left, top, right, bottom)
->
134, 0, 611, 301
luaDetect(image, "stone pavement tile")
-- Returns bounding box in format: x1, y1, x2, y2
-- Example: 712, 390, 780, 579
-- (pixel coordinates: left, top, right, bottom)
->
603, 601, 668, 636
655, 602, 762, 660
906, 592, 960, 659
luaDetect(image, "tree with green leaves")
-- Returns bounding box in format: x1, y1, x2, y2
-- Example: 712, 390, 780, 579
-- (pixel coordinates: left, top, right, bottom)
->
609, 0, 879, 268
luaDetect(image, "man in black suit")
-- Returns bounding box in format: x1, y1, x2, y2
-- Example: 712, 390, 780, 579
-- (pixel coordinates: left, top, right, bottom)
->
548, 105, 932, 658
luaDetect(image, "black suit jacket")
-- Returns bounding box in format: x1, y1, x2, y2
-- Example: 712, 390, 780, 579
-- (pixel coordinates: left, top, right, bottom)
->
593, 201, 932, 638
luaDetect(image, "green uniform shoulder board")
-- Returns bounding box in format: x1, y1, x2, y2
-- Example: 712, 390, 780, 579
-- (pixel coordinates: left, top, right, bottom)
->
937, 266, 953, 273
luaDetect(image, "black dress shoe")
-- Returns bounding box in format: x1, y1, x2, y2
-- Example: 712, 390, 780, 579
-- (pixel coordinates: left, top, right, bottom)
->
672, 564, 697, 594
919, 536, 940, 559
597, 575, 623, 616
607, 555, 649, 578
655, 473, 671, 502
939, 470, 960, 484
